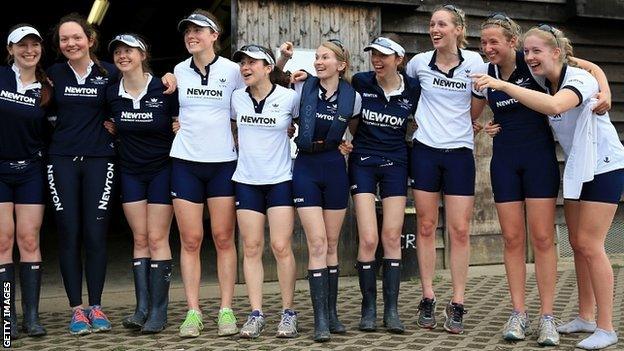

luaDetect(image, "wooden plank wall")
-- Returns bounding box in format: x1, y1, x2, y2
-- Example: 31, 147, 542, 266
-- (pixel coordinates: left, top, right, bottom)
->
235, 0, 380, 74
381, 0, 624, 265
234, 0, 381, 281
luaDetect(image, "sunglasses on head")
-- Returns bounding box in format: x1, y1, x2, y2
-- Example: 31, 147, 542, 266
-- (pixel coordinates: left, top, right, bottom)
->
488, 12, 511, 23
535, 24, 559, 44
328, 38, 345, 51
442, 4, 464, 25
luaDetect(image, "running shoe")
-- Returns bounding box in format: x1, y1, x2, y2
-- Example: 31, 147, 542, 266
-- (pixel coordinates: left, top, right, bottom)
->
417, 297, 437, 329
179, 309, 204, 338
69, 308, 91, 335
537, 315, 560, 346
88, 305, 111, 332
276, 309, 298, 338
443, 302, 467, 334
217, 307, 238, 336
502, 310, 530, 340
239, 310, 266, 339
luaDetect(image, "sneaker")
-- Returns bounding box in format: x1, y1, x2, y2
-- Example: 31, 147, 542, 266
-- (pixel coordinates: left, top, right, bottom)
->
417, 298, 437, 329
443, 302, 467, 334
276, 309, 298, 338
179, 309, 204, 338
69, 308, 91, 335
88, 305, 112, 332
502, 311, 530, 341
239, 310, 266, 339
537, 315, 560, 346
217, 308, 238, 336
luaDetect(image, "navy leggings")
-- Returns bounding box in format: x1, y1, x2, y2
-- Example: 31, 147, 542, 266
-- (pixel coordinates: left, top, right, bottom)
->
47, 156, 116, 307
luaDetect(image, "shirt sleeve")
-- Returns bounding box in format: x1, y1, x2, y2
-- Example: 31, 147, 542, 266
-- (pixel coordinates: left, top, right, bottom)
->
405, 56, 418, 79
561, 68, 599, 107
352, 92, 363, 117
471, 62, 489, 99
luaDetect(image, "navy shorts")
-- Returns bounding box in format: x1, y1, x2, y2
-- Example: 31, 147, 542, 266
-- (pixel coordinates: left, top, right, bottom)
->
235, 181, 293, 214
573, 169, 624, 204
121, 165, 172, 204
0, 159, 45, 204
293, 150, 349, 209
171, 158, 236, 203
349, 154, 408, 199
491, 141, 560, 203
410, 141, 475, 196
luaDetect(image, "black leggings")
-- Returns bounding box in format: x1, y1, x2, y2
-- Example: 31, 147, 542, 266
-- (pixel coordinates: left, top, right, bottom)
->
47, 156, 116, 307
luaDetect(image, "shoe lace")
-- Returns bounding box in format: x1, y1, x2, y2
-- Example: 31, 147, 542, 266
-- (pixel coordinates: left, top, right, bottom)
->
451, 304, 467, 323
72, 309, 89, 324
219, 310, 236, 324
89, 307, 109, 321
280, 313, 296, 329
182, 311, 203, 329
418, 299, 434, 318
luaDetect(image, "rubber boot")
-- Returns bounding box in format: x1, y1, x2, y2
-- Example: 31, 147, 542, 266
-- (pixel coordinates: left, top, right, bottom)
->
19, 262, 46, 336
142, 260, 172, 334
327, 265, 346, 334
122, 258, 150, 330
357, 260, 377, 331
308, 268, 330, 342
0, 263, 19, 339
382, 259, 405, 333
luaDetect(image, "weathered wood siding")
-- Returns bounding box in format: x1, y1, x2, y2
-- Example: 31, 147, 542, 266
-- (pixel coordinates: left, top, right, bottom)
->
234, 0, 381, 281
381, 0, 624, 266
235, 0, 381, 73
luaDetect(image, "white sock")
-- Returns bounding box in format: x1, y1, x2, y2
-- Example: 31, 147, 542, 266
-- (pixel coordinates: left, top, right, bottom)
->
556, 316, 597, 333
576, 328, 618, 350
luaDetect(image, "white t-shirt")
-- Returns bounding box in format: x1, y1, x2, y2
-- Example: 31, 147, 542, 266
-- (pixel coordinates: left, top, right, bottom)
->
170, 56, 245, 162
406, 49, 484, 149
535, 65, 624, 175
231, 84, 299, 185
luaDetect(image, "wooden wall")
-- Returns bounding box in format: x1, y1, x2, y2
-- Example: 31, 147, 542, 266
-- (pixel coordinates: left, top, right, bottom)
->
381, 0, 624, 265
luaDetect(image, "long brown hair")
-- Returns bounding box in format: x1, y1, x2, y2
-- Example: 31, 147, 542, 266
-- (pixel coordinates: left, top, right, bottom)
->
52, 13, 109, 76
6, 23, 52, 107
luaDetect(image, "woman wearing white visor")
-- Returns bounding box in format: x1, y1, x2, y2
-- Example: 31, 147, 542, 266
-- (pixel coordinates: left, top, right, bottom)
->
230, 44, 299, 339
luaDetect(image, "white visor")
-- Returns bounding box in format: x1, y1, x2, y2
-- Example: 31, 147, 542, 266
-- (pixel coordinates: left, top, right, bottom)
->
108, 34, 147, 52
232, 46, 275, 66
178, 13, 220, 33
364, 37, 405, 57
7, 26, 42, 45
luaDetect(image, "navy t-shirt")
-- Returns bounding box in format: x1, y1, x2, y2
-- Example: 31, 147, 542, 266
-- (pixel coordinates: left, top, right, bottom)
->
0, 66, 47, 160
106, 77, 178, 174
351, 71, 420, 165
47, 61, 119, 157
486, 51, 554, 147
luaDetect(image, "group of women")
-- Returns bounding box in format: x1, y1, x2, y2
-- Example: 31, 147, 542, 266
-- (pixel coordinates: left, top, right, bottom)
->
0, 4, 621, 350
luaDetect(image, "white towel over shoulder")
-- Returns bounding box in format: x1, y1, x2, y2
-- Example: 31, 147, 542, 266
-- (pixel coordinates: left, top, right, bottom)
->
563, 98, 598, 199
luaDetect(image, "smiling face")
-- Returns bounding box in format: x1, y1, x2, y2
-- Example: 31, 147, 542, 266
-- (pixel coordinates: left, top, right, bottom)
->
183, 24, 218, 55
429, 10, 461, 50
480, 26, 516, 65
239, 55, 271, 87
8, 36, 42, 70
58, 21, 93, 62
314, 45, 345, 80
523, 34, 560, 77
370, 49, 402, 79
112, 44, 145, 74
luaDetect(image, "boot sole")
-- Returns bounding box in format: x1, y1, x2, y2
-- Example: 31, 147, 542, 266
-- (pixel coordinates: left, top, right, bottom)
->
122, 321, 143, 330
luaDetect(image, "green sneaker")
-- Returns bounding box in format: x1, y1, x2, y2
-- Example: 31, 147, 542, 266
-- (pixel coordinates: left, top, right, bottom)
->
179, 310, 204, 338
217, 308, 238, 336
